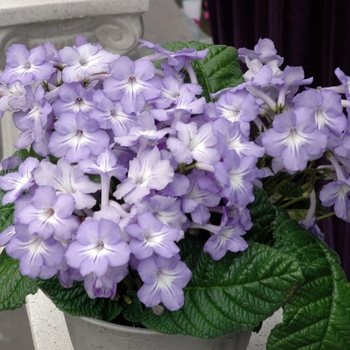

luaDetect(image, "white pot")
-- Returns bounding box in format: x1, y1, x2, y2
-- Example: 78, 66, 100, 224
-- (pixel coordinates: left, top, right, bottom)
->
65, 314, 252, 350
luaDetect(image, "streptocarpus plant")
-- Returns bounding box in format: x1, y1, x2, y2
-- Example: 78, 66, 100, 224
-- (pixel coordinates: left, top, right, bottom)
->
0, 37, 349, 349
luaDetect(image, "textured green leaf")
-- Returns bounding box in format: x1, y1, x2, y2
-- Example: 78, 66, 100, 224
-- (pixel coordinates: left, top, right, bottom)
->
0, 195, 14, 233
142, 236, 303, 338
268, 215, 350, 350
121, 290, 144, 324
0, 250, 38, 311
246, 186, 276, 242
160, 41, 244, 101
36, 276, 122, 321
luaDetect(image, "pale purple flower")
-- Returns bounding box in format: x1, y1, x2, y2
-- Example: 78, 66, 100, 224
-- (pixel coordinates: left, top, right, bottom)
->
13, 85, 52, 143
114, 147, 174, 204
78, 148, 126, 180
139, 40, 209, 72
334, 67, 350, 99
135, 195, 187, 229
206, 89, 259, 135
0, 157, 39, 204
181, 169, 221, 225
1, 156, 22, 171
293, 89, 347, 136
52, 83, 95, 116
84, 265, 128, 299
33, 158, 100, 210
103, 56, 161, 113
0, 81, 29, 117
276, 66, 313, 106
15, 186, 79, 240
151, 87, 206, 122
200, 214, 248, 260
213, 118, 265, 158
320, 180, 350, 222
90, 90, 137, 136
167, 120, 220, 165
0, 44, 54, 84
238, 38, 284, 65
65, 218, 130, 277
59, 41, 118, 83
214, 150, 257, 207
126, 212, 180, 259
137, 254, 192, 311
114, 111, 174, 147
0, 225, 15, 246
6, 224, 65, 279
261, 107, 328, 173
152, 75, 202, 109
49, 111, 110, 163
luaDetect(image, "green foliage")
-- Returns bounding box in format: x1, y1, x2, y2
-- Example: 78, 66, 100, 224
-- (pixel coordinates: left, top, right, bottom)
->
36, 277, 122, 321
246, 186, 276, 242
159, 41, 244, 101
121, 290, 144, 324
141, 235, 304, 338
0, 250, 38, 311
267, 213, 350, 349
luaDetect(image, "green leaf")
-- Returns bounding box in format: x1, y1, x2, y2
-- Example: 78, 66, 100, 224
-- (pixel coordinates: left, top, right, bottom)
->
246, 186, 276, 242
0, 250, 38, 311
36, 276, 122, 321
142, 236, 304, 339
160, 41, 244, 101
267, 215, 350, 349
121, 290, 144, 324
0, 198, 14, 233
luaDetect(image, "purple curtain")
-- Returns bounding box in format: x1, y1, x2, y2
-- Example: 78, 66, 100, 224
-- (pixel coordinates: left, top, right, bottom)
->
207, 0, 350, 280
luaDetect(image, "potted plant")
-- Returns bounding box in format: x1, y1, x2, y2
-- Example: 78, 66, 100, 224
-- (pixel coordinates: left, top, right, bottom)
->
0, 36, 349, 350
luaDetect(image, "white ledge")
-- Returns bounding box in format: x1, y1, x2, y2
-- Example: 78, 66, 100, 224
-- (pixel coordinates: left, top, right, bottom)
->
0, 0, 149, 26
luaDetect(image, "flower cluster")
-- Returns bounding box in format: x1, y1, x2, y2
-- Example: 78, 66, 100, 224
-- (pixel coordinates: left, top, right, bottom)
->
1, 36, 350, 314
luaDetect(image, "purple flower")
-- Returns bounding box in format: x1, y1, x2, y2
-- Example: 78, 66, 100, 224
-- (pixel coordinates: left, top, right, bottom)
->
137, 254, 192, 311
212, 118, 265, 158
0, 225, 15, 246
181, 169, 221, 225
214, 150, 258, 207
59, 41, 118, 83
238, 38, 284, 65
52, 83, 95, 117
13, 85, 52, 143
293, 89, 347, 136
135, 195, 187, 229
84, 265, 128, 299
167, 120, 220, 165
114, 147, 174, 204
103, 56, 161, 114
0, 157, 39, 204
15, 186, 79, 240
0, 81, 29, 117
320, 180, 350, 222
152, 75, 202, 109
276, 66, 313, 106
90, 90, 137, 136
78, 148, 126, 180
49, 111, 110, 163
0, 44, 54, 84
201, 214, 248, 260
6, 224, 65, 279
126, 212, 180, 259
261, 107, 328, 173
65, 218, 131, 277
33, 158, 100, 210
206, 89, 259, 135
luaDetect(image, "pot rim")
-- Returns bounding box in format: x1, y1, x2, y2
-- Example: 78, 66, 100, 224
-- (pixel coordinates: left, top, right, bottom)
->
77, 316, 165, 336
